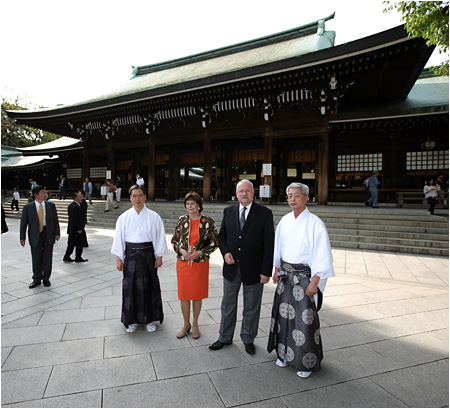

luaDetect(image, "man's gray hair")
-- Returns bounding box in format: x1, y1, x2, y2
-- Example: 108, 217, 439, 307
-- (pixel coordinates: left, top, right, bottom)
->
236, 179, 254, 190
286, 182, 309, 197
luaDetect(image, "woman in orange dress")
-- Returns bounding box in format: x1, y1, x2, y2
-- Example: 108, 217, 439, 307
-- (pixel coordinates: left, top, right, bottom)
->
171, 192, 218, 339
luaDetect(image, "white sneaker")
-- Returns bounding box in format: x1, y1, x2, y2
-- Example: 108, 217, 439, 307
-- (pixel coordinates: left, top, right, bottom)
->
276, 358, 288, 368
146, 322, 157, 332
296, 371, 312, 378
126, 323, 139, 333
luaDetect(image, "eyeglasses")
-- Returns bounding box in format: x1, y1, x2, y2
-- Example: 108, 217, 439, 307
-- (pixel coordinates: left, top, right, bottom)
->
131, 194, 145, 199
286, 194, 305, 200
237, 189, 253, 194
186, 202, 197, 207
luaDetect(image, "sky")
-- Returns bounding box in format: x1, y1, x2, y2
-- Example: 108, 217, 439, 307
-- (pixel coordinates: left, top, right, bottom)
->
1, 0, 446, 109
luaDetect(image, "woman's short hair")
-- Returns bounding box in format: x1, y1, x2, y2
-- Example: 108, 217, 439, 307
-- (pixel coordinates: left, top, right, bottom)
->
286, 182, 309, 197
184, 191, 203, 212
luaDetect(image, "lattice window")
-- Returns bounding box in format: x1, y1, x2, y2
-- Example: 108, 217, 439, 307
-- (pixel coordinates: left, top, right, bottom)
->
67, 168, 82, 178
406, 150, 449, 170
336, 153, 383, 172
90, 167, 107, 178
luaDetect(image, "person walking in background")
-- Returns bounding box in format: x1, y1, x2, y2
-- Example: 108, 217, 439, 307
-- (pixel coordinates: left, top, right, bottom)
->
29, 179, 38, 190
171, 192, 218, 340
366, 170, 380, 208
59, 175, 67, 200
136, 174, 145, 188
84, 177, 93, 205
268, 182, 335, 378
111, 185, 168, 333
424, 177, 438, 215
363, 173, 371, 206
104, 180, 118, 212
11, 188, 20, 212
115, 176, 123, 203
20, 186, 60, 288
80, 190, 89, 247
209, 179, 274, 355
63, 191, 87, 263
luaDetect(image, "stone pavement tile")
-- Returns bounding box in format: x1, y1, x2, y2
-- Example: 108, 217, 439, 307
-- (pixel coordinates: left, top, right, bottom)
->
38, 307, 105, 325
152, 343, 249, 379
209, 360, 349, 407
48, 278, 106, 296
366, 332, 449, 367
1, 291, 62, 315
79, 294, 121, 308
103, 373, 224, 407
367, 271, 395, 280
427, 328, 449, 343
324, 283, 374, 297
45, 354, 156, 397
160, 289, 180, 302
2, 324, 65, 347
1, 366, 52, 405
104, 327, 191, 358
2, 293, 19, 303
370, 360, 449, 408
2, 390, 102, 408
2, 347, 13, 366
2, 338, 103, 371
105, 305, 121, 320
280, 378, 407, 408
325, 344, 402, 378
2, 281, 27, 294
234, 398, 287, 408
63, 319, 126, 340
233, 336, 277, 364
46, 298, 82, 311
321, 322, 390, 351
1, 305, 44, 326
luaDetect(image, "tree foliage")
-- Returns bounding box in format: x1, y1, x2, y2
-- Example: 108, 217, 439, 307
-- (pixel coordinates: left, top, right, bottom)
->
1, 97, 61, 147
384, 1, 449, 75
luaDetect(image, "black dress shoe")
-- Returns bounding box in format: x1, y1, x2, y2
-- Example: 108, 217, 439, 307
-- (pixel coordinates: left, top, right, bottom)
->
75, 258, 88, 262
63, 257, 74, 262
209, 340, 232, 350
43, 281, 51, 287
29, 281, 41, 289
244, 343, 256, 355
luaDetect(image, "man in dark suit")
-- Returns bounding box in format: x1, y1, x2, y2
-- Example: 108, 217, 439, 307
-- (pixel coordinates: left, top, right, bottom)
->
80, 190, 89, 247
59, 175, 67, 200
20, 186, 61, 288
210, 179, 274, 355
63, 191, 88, 263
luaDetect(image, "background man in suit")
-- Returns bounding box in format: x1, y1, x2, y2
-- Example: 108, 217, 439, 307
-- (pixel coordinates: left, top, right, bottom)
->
210, 179, 274, 355
80, 190, 89, 247
59, 175, 67, 200
20, 186, 60, 288
63, 191, 88, 263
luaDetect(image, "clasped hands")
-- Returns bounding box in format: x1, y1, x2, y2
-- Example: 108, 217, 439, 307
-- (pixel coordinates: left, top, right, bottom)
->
179, 248, 202, 261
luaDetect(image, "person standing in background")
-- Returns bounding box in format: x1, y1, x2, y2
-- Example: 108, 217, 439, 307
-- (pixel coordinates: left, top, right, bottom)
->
115, 176, 123, 203
11, 188, 20, 212
104, 180, 118, 212
59, 175, 67, 200
63, 191, 87, 263
84, 177, 93, 205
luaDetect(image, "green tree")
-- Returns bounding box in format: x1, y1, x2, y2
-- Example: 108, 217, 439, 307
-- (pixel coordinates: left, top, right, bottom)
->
1, 98, 61, 147
384, 1, 449, 75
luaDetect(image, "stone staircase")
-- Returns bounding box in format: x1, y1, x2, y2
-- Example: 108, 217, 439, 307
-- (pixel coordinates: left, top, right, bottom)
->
3, 198, 448, 256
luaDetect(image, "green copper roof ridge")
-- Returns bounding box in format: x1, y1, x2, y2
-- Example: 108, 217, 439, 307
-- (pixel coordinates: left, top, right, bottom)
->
131, 12, 335, 78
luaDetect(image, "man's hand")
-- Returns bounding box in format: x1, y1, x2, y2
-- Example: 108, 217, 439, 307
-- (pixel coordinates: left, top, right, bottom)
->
77, 230, 82, 234
116, 257, 123, 271
224, 252, 235, 265
55, 235, 60, 241
306, 275, 320, 297
260, 274, 270, 284
272, 267, 279, 284
20, 239, 26, 247
155, 256, 163, 268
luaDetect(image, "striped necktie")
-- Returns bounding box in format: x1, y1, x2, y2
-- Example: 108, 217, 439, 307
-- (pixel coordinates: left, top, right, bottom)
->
38, 203, 44, 233
240, 207, 246, 231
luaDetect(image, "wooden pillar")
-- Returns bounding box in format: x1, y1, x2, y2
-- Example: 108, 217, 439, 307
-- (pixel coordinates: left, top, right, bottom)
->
107, 142, 115, 180
82, 144, 89, 187
263, 126, 273, 204
147, 137, 156, 200
223, 145, 233, 201
167, 147, 180, 200
317, 131, 329, 205
203, 131, 211, 202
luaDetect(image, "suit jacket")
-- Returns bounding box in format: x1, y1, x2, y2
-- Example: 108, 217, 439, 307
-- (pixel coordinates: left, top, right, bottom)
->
20, 201, 60, 247
218, 202, 274, 285
80, 199, 88, 224
67, 202, 85, 235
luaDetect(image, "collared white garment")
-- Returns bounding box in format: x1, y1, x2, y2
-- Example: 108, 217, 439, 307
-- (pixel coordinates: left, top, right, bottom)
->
13, 191, 20, 201
273, 207, 335, 294
111, 206, 168, 261
136, 177, 145, 186
238, 201, 253, 222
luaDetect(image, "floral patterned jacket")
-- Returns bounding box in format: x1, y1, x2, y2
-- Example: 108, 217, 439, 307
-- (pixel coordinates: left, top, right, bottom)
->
171, 214, 219, 263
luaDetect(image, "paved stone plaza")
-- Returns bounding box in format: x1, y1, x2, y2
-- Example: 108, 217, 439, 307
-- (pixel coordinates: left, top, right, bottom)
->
1, 216, 449, 407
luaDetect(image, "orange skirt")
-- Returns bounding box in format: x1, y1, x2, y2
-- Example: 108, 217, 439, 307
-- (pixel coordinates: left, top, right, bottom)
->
176, 259, 209, 300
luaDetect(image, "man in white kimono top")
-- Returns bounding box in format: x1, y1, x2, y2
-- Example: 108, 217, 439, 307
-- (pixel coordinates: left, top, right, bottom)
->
267, 182, 335, 378
111, 185, 168, 333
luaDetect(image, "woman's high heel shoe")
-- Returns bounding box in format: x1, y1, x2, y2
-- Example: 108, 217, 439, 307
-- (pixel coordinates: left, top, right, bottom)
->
192, 324, 200, 339
176, 325, 191, 339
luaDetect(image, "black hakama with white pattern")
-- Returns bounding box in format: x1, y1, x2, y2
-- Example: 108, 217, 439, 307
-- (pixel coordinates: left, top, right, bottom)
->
267, 260, 323, 372
121, 242, 164, 328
